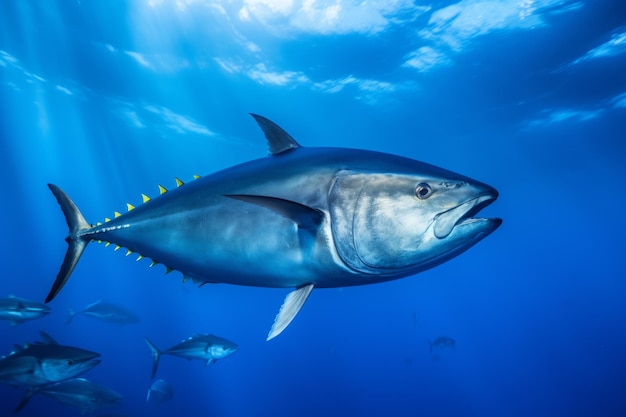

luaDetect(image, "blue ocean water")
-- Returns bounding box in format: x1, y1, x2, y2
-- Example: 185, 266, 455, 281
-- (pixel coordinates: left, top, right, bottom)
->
1, 1, 625, 416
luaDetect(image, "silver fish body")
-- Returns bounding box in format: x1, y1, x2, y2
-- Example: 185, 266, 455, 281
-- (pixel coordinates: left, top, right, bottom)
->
0, 332, 100, 387
0, 296, 51, 325
14, 377, 122, 414
67, 299, 139, 325
46, 114, 501, 339
144, 334, 238, 378
146, 378, 173, 404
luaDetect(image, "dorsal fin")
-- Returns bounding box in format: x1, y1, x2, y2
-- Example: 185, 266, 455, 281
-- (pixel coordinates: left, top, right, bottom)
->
250, 113, 301, 155
39, 330, 58, 345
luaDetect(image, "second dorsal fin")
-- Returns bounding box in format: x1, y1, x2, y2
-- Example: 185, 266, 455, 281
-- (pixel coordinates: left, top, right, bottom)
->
250, 113, 301, 155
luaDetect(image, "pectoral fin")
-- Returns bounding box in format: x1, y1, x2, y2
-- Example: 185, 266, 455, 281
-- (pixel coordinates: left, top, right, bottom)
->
225, 195, 323, 234
267, 284, 314, 341
39, 331, 58, 345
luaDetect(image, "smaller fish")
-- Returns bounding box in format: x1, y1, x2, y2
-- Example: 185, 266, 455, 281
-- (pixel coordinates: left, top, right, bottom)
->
67, 300, 139, 325
429, 336, 456, 353
144, 334, 238, 378
0, 331, 101, 387
14, 377, 122, 414
0, 296, 51, 325
146, 378, 173, 404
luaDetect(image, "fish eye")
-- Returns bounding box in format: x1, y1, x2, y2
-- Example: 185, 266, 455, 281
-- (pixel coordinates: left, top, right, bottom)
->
66, 359, 74, 366
415, 183, 432, 200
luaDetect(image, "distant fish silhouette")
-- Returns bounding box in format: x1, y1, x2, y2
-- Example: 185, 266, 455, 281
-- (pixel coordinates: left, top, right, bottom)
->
0, 331, 100, 387
144, 334, 238, 378
146, 378, 173, 404
66, 300, 139, 325
0, 296, 50, 325
429, 336, 456, 353
14, 377, 122, 414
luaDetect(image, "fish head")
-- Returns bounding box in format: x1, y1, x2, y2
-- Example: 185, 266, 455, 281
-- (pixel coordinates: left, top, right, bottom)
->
208, 343, 238, 359
39, 346, 101, 382
329, 158, 501, 278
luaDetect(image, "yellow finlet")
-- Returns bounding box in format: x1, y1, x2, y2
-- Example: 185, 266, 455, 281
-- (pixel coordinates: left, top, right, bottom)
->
105, 218, 111, 223
175, 178, 184, 187
136, 255, 144, 261
114, 245, 121, 251
193, 175, 200, 179
127, 203, 135, 211
158, 184, 167, 195
105, 242, 111, 247
97, 240, 102, 244
149, 260, 158, 268
165, 266, 173, 275
182, 276, 189, 284
114, 211, 121, 218
96, 222, 102, 226
126, 249, 132, 256
142, 194, 150, 203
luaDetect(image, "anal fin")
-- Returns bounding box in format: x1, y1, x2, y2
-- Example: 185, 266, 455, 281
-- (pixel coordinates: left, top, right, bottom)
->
267, 284, 314, 341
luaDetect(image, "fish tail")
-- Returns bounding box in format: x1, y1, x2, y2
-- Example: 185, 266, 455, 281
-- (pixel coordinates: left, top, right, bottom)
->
46, 184, 92, 303
144, 337, 162, 379
13, 388, 35, 414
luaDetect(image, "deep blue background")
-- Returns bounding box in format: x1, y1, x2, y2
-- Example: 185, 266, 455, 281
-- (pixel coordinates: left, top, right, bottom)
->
1, 1, 625, 416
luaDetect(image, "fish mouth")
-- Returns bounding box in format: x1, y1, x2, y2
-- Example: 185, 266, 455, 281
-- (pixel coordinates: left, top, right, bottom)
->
433, 191, 500, 239
74, 354, 101, 370
71, 358, 101, 370
86, 358, 102, 366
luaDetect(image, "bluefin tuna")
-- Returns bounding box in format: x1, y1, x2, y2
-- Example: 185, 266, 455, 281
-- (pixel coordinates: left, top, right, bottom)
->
14, 377, 122, 414
0, 331, 100, 387
146, 378, 173, 404
144, 334, 238, 378
0, 296, 51, 325
46, 114, 501, 340
67, 299, 139, 325
429, 336, 456, 353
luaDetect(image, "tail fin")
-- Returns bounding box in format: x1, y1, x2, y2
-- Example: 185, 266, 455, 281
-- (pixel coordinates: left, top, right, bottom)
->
66, 307, 77, 325
46, 184, 91, 303
144, 337, 162, 379
14, 388, 35, 414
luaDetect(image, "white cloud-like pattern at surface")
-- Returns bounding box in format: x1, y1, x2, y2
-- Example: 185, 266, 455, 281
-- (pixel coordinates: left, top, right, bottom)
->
238, 0, 429, 35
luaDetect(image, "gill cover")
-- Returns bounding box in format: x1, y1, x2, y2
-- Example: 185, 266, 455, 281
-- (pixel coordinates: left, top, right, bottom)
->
329, 171, 434, 275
